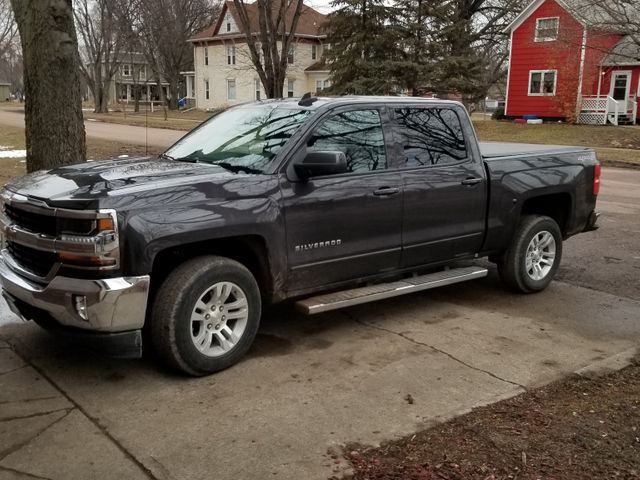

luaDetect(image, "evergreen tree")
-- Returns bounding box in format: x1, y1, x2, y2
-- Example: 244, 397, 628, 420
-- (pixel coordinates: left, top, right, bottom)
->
325, 0, 402, 95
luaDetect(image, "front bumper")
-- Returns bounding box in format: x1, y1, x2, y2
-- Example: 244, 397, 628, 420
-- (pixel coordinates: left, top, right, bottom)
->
0, 252, 150, 332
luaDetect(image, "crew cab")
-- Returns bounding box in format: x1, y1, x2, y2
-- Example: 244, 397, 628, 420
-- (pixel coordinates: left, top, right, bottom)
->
0, 96, 601, 375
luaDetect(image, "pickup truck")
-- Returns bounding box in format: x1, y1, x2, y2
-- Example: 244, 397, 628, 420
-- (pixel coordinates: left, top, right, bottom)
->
0, 96, 601, 375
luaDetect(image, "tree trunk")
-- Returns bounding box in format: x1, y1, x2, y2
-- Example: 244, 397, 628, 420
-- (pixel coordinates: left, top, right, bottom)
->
11, 0, 86, 172
168, 77, 179, 110
98, 83, 109, 113
133, 86, 140, 113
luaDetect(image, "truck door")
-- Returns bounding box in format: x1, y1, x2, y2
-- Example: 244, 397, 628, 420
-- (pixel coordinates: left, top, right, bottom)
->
392, 105, 486, 267
280, 107, 402, 292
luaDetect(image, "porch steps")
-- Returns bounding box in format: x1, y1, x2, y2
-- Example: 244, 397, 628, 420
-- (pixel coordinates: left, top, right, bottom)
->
295, 266, 488, 315
617, 114, 634, 126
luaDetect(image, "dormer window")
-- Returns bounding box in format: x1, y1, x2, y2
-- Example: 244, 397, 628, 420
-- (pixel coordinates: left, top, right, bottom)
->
224, 13, 235, 33
535, 17, 559, 42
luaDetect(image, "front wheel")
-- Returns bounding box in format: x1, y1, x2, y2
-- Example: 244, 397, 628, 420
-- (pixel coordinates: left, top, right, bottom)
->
150, 256, 261, 376
497, 215, 563, 293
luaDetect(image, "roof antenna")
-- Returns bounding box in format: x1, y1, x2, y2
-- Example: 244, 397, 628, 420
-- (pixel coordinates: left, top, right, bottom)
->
298, 92, 318, 107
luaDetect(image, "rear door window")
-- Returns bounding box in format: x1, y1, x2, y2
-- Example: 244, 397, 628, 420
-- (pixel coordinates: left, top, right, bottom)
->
394, 107, 468, 167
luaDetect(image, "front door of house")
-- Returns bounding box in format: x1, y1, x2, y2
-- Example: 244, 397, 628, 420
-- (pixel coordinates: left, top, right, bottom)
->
611, 72, 631, 102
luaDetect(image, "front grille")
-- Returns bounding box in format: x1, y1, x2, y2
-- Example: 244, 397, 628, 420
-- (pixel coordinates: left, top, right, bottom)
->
4, 203, 57, 236
7, 241, 57, 277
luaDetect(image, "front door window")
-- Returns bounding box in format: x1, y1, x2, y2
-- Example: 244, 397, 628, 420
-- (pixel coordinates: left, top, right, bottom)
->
612, 73, 630, 101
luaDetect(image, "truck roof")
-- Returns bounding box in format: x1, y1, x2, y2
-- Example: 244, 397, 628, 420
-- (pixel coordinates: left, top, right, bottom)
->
236, 96, 464, 111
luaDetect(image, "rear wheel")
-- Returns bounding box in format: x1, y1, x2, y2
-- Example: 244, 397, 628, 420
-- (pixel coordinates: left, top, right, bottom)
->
497, 215, 562, 293
150, 256, 261, 376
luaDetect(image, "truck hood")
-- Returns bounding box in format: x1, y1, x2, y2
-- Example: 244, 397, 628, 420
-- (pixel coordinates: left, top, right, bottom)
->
5, 157, 253, 205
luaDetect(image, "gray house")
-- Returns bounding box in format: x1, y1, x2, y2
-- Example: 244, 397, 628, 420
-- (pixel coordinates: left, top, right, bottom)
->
86, 53, 170, 106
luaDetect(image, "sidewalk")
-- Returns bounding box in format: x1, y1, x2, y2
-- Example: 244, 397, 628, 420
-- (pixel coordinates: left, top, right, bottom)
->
0, 340, 151, 480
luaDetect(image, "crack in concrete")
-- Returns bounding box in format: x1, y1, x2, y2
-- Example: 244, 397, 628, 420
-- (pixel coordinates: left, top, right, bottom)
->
0, 408, 72, 462
0, 396, 61, 406
7, 347, 161, 480
341, 310, 528, 391
0, 465, 54, 480
0, 407, 73, 423
0, 364, 28, 377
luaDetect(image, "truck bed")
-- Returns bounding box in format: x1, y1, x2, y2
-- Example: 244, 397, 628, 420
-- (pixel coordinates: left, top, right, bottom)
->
480, 141, 592, 159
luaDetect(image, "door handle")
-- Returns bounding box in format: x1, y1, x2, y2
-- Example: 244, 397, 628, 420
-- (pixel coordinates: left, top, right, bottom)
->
461, 177, 483, 186
373, 187, 400, 196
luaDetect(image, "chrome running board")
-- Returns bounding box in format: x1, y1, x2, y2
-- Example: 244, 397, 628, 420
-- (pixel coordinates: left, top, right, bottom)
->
295, 266, 488, 315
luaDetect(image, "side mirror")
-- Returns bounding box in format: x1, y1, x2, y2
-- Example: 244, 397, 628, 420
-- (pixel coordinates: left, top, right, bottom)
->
294, 151, 348, 180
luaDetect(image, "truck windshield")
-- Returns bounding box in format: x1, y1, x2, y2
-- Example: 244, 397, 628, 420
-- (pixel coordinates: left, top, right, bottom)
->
164, 105, 312, 173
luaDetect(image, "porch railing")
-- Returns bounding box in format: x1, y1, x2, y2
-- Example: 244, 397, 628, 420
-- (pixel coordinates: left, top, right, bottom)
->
579, 95, 637, 125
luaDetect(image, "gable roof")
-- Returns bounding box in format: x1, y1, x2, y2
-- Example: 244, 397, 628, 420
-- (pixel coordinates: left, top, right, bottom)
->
602, 35, 640, 65
503, 0, 636, 34
189, 1, 326, 42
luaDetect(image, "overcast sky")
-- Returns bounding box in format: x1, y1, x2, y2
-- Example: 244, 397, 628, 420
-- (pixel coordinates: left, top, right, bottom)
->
307, 0, 334, 13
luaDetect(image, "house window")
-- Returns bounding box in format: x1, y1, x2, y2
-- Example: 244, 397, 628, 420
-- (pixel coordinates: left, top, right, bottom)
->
227, 79, 236, 100
226, 14, 232, 32
311, 44, 317, 60
227, 46, 236, 65
204, 80, 210, 100
121, 64, 131, 77
139, 66, 146, 80
287, 79, 295, 98
315, 79, 330, 93
528, 70, 556, 95
204, 47, 209, 66
535, 17, 559, 42
255, 79, 261, 100
287, 44, 295, 64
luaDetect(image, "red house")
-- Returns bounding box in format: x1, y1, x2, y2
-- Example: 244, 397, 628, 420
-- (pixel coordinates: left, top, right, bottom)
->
504, 0, 639, 125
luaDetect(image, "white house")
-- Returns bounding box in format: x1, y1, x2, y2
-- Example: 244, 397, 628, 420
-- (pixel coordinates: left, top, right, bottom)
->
187, 0, 330, 109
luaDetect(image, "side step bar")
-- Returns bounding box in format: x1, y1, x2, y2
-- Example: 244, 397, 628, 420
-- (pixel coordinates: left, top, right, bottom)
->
295, 266, 488, 315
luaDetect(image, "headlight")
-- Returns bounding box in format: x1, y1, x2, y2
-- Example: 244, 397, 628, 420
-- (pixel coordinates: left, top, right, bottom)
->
56, 209, 120, 269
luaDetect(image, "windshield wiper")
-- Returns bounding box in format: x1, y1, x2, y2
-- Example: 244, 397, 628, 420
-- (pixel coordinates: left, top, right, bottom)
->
172, 154, 200, 163
159, 153, 174, 161
214, 162, 262, 174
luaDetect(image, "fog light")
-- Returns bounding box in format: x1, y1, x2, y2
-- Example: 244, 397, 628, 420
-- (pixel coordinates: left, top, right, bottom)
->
74, 295, 88, 321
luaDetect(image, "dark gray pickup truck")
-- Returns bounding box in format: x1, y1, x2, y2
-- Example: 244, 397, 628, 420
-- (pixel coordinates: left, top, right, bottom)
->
0, 96, 601, 375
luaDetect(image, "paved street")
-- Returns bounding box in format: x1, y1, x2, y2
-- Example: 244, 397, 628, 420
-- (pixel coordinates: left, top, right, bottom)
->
0, 167, 639, 480
0, 109, 184, 149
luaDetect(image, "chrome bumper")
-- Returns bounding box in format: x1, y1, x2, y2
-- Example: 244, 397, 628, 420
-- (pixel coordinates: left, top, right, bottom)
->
0, 252, 150, 332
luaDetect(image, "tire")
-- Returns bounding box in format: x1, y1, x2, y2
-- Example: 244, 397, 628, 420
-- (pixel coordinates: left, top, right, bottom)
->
150, 255, 261, 376
497, 215, 563, 293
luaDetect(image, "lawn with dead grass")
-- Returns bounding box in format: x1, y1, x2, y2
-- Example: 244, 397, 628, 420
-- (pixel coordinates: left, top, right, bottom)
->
83, 107, 216, 131
474, 120, 640, 166
0, 124, 161, 185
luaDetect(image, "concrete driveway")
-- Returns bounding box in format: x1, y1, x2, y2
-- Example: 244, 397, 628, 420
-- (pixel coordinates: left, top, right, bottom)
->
0, 168, 639, 480
0, 109, 184, 149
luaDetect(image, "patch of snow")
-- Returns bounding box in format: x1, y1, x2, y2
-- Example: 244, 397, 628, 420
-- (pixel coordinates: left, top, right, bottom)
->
0, 149, 26, 158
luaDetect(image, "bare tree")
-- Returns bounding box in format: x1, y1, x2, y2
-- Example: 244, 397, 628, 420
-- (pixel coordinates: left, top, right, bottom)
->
10, 0, 86, 172
233, 0, 306, 98
582, 0, 640, 61
0, 0, 17, 61
135, 0, 216, 110
74, 0, 131, 113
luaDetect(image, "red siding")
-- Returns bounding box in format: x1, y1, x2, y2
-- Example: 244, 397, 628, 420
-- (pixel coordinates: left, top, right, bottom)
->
506, 0, 585, 118
581, 31, 622, 96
